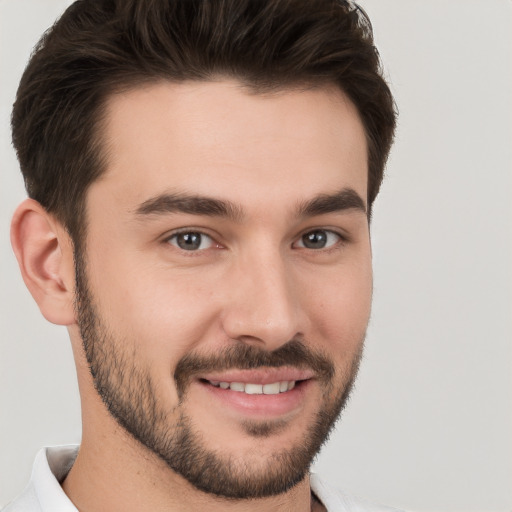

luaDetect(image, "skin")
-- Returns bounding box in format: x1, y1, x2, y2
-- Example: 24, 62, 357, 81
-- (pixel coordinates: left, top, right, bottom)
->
11, 80, 372, 512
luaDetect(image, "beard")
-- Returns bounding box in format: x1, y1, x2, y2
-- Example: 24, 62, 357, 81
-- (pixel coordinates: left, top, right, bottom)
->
74, 249, 364, 499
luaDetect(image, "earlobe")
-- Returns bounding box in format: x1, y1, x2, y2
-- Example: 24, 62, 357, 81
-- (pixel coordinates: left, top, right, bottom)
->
10, 198, 77, 326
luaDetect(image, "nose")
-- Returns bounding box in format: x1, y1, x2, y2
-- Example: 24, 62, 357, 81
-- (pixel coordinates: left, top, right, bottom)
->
220, 249, 307, 351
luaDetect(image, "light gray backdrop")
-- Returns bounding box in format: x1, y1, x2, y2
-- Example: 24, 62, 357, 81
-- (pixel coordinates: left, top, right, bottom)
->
1, 1, 511, 510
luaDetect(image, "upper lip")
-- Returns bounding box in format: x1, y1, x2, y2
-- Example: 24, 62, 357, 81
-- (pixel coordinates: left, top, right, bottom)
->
199, 367, 315, 385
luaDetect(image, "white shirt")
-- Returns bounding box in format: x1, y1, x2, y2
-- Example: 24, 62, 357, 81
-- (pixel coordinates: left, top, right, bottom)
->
2, 446, 403, 512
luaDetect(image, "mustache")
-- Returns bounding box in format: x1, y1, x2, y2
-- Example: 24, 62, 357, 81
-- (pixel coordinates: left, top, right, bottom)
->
174, 339, 335, 397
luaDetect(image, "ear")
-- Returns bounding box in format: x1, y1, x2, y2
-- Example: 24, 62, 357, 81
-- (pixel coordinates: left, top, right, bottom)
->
10, 198, 76, 326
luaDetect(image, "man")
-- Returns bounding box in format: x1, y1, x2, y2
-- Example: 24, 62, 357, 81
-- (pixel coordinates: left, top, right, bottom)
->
4, 0, 397, 511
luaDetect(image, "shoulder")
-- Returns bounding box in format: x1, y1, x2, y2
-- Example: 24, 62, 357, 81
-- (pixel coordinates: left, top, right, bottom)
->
1, 446, 79, 512
1, 486, 41, 512
310, 474, 406, 512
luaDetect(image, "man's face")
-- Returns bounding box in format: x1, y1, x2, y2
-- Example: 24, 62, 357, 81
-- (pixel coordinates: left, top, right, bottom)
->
75, 80, 372, 498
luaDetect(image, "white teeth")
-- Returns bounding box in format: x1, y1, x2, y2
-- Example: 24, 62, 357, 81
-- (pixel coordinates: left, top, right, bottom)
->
208, 380, 298, 394
263, 382, 281, 395
230, 382, 245, 392
245, 383, 263, 394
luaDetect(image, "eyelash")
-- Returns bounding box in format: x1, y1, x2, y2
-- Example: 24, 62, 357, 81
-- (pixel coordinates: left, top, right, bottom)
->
164, 228, 347, 253
165, 229, 220, 252
293, 229, 345, 251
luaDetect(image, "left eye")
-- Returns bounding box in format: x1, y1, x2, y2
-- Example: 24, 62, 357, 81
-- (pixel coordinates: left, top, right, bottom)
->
167, 232, 216, 251
295, 229, 341, 250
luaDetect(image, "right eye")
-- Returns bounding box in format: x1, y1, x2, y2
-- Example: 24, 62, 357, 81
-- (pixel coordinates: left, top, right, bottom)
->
166, 231, 216, 251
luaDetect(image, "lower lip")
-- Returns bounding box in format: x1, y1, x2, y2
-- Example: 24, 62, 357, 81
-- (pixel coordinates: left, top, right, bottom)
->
197, 380, 312, 417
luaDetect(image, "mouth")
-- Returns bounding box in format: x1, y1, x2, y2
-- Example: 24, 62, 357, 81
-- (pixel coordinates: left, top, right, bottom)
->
202, 379, 301, 395
194, 368, 315, 417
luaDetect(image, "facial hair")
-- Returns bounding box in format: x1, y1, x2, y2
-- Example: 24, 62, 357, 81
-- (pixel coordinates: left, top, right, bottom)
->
74, 248, 364, 499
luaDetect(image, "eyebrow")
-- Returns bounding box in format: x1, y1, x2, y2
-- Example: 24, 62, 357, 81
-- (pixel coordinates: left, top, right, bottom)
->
135, 193, 244, 222
134, 187, 366, 221
297, 188, 367, 217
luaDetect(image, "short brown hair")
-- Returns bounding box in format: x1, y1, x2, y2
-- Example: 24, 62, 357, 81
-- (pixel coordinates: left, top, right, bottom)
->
12, 0, 396, 240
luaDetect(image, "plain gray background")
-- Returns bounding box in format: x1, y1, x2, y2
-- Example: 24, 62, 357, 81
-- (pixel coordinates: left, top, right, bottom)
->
1, 1, 511, 510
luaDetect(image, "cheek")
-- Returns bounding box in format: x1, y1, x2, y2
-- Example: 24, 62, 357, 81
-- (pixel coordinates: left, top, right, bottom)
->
304, 260, 372, 351
86, 256, 224, 365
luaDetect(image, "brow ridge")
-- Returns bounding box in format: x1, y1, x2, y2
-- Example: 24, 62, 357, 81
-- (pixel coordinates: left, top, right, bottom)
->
297, 188, 367, 217
134, 187, 366, 222
135, 193, 244, 221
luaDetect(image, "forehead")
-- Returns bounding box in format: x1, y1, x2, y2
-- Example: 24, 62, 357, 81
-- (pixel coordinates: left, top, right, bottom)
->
92, 80, 368, 215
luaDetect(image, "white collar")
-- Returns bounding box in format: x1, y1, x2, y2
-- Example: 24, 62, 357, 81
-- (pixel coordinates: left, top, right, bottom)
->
30, 445, 78, 511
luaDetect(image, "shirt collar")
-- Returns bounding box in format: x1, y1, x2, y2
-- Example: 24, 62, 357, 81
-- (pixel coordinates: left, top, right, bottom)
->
31, 445, 78, 511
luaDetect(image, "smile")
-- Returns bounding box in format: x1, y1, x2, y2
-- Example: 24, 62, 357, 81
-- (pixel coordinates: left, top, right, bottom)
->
206, 380, 297, 394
